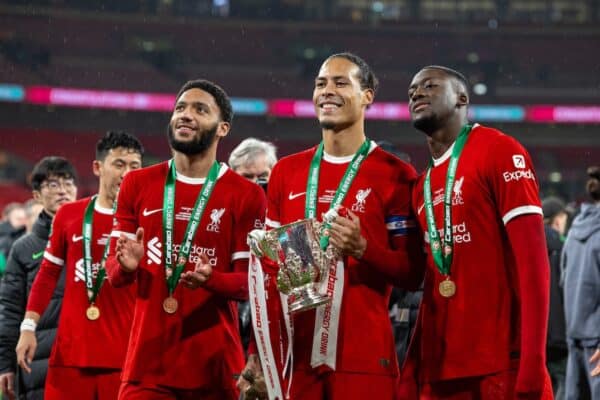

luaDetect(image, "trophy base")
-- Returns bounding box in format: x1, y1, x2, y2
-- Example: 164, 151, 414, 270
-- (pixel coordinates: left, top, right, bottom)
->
288, 284, 331, 314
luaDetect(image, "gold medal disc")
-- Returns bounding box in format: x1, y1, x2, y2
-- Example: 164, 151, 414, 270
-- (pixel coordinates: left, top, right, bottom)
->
86, 304, 100, 320
163, 297, 178, 314
439, 279, 456, 298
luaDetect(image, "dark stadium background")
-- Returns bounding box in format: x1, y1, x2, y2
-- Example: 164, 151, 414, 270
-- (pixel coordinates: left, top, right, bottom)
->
0, 0, 598, 208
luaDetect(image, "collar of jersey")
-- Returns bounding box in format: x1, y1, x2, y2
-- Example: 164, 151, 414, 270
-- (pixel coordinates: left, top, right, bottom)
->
168, 160, 228, 185
432, 123, 479, 167
322, 141, 377, 164
94, 200, 114, 215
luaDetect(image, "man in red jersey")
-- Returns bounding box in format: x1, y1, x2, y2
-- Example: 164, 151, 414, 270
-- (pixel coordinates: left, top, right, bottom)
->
105, 79, 266, 400
239, 52, 424, 400
16, 131, 144, 400
400, 65, 553, 399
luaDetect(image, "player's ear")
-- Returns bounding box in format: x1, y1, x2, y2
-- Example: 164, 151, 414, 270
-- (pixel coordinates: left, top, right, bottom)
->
92, 160, 102, 178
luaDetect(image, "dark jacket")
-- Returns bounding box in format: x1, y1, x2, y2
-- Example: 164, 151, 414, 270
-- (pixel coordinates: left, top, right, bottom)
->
0, 211, 64, 400
544, 225, 567, 359
0, 221, 26, 261
561, 203, 600, 343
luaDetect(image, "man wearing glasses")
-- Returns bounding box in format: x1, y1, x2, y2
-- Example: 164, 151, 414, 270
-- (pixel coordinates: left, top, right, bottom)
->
0, 156, 78, 400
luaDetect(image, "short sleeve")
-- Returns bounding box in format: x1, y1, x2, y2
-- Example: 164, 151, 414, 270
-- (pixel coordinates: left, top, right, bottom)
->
231, 184, 267, 263
485, 135, 542, 225
43, 206, 68, 266
110, 171, 139, 243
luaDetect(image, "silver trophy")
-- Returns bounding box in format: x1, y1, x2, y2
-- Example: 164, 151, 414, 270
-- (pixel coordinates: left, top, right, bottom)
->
248, 218, 339, 313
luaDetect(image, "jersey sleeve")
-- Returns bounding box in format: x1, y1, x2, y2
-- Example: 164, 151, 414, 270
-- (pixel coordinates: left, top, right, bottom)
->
231, 183, 267, 266
360, 163, 426, 289
484, 134, 542, 225
204, 183, 267, 301
106, 171, 139, 287
265, 161, 283, 229
27, 206, 69, 315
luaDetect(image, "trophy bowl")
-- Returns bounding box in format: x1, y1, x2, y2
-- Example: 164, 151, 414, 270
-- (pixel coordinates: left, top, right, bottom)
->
248, 218, 335, 313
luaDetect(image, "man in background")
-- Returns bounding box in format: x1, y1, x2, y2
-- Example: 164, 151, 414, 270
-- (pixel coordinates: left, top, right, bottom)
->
543, 196, 569, 400
228, 137, 277, 353
562, 165, 600, 399
228, 137, 277, 189
0, 156, 78, 400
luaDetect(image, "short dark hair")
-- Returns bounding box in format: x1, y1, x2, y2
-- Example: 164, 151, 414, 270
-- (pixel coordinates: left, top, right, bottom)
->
421, 65, 470, 95
30, 156, 78, 191
96, 130, 144, 161
175, 79, 233, 125
325, 52, 379, 94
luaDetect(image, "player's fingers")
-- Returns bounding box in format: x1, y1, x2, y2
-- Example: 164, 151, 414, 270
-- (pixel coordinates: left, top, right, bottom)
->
135, 227, 144, 243
590, 349, 600, 363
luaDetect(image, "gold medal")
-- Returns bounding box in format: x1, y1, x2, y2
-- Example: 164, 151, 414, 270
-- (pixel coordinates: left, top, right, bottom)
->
439, 279, 456, 298
86, 304, 100, 320
178, 256, 187, 266
163, 296, 178, 314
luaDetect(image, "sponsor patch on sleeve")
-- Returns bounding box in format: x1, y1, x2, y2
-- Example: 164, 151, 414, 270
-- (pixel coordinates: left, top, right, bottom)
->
385, 215, 416, 237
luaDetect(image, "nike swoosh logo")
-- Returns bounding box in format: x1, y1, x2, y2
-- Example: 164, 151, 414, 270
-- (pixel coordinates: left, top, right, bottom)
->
417, 203, 425, 215
32, 251, 44, 260
288, 191, 306, 200
143, 208, 163, 217
72, 234, 83, 242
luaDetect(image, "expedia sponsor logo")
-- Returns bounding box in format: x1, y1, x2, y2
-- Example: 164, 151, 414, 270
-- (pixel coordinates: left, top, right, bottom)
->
503, 169, 535, 182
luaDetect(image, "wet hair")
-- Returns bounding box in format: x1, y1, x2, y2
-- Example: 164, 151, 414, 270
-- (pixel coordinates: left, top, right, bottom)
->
228, 138, 277, 171
175, 79, 233, 125
96, 130, 144, 161
30, 156, 78, 191
325, 52, 379, 94
421, 65, 470, 95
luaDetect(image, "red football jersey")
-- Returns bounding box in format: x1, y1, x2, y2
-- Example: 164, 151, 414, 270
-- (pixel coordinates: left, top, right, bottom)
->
27, 197, 135, 369
411, 124, 543, 382
263, 143, 420, 376
106, 161, 266, 389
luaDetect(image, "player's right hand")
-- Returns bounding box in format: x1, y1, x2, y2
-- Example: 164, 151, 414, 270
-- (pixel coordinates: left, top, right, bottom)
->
16, 331, 37, 374
0, 371, 16, 400
116, 227, 145, 272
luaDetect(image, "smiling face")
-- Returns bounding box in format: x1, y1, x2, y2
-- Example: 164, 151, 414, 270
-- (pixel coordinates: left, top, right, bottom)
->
313, 57, 373, 132
168, 88, 230, 155
408, 68, 468, 135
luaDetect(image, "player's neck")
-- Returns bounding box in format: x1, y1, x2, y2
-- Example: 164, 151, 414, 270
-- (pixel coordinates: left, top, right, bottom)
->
427, 118, 468, 160
322, 126, 366, 157
173, 149, 217, 178
95, 191, 114, 210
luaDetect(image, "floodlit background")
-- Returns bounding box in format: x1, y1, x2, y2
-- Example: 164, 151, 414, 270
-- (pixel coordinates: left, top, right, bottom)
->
0, 0, 598, 206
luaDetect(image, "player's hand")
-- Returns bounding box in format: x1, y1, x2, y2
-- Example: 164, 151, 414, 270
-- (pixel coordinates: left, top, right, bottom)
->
179, 253, 212, 289
237, 354, 267, 399
0, 372, 16, 400
16, 331, 37, 374
116, 227, 144, 272
591, 348, 600, 377
327, 209, 367, 259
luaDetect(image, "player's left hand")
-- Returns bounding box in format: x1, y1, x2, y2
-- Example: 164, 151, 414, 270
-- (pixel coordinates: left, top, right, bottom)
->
328, 209, 367, 259
179, 253, 212, 289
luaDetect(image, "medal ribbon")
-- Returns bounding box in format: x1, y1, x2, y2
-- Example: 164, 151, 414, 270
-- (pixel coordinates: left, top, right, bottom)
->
423, 124, 472, 276
305, 140, 371, 250
163, 160, 220, 296
82, 195, 113, 304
